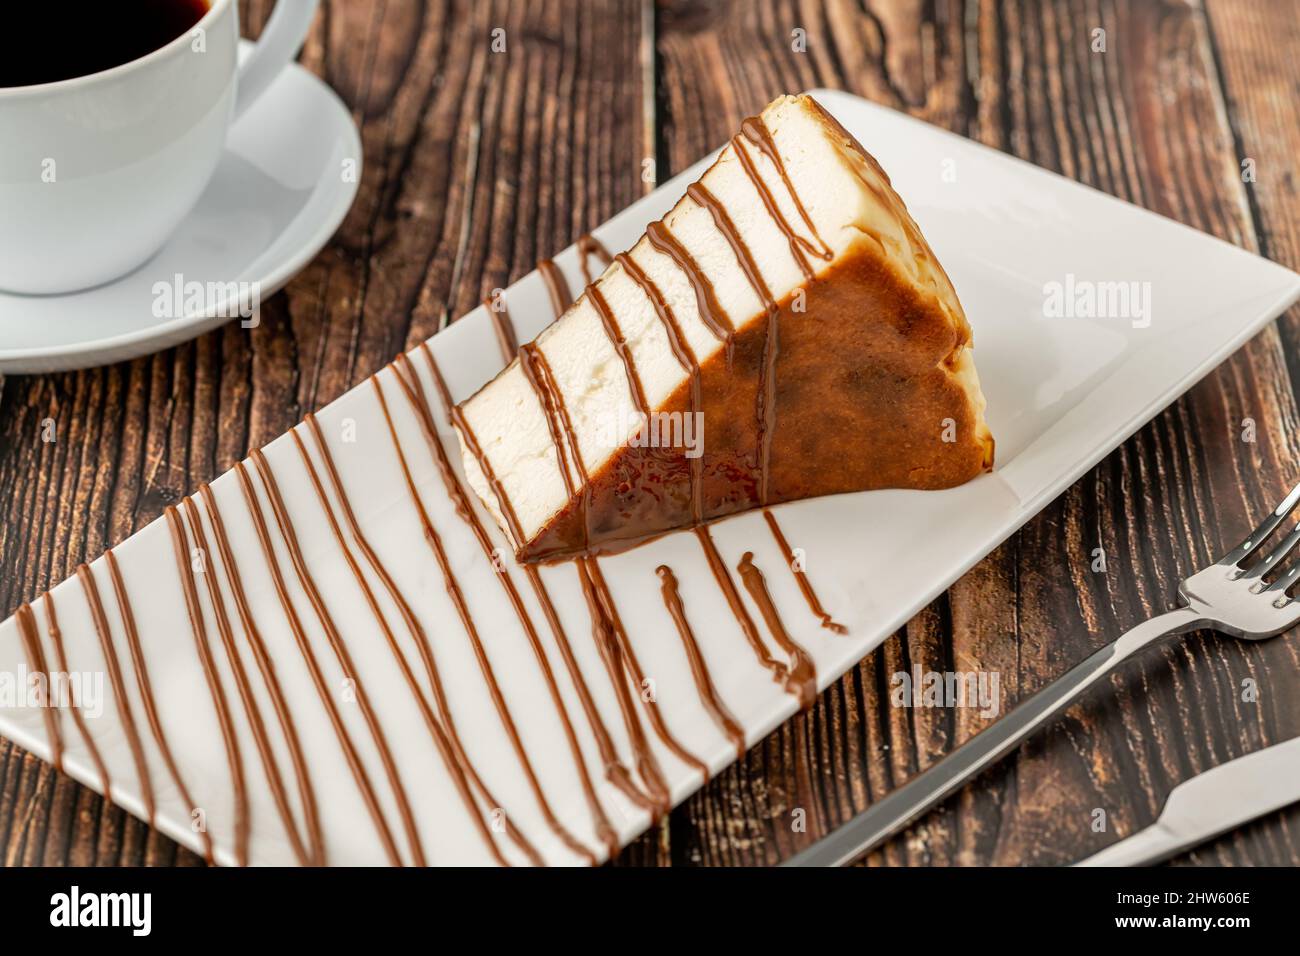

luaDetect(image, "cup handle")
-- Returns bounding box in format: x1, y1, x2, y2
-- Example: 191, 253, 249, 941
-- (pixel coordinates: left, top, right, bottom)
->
232, 0, 322, 120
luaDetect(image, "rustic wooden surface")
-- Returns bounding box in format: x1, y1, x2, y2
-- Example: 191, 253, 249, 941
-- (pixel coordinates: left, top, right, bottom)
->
2, 0, 1299, 867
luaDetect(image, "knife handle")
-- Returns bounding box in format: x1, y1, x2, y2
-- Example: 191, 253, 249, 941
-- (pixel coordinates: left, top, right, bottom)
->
782, 606, 1204, 867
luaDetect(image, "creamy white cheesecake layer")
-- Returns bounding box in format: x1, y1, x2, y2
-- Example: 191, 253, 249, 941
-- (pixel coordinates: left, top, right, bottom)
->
458, 94, 985, 551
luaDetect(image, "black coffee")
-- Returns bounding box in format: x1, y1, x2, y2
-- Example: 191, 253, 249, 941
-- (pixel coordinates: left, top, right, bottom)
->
1, 0, 211, 88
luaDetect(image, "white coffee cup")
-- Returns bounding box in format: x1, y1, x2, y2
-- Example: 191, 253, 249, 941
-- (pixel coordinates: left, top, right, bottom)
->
0, 0, 320, 295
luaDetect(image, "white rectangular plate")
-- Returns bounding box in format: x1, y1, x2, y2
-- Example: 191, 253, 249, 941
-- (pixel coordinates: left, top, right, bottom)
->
2, 89, 1298, 865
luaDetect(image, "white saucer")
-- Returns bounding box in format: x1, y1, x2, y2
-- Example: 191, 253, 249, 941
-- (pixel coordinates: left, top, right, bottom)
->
0, 42, 361, 374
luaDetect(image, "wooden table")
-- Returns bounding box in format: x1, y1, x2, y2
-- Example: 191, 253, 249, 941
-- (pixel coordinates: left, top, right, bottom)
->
3, 0, 1299, 867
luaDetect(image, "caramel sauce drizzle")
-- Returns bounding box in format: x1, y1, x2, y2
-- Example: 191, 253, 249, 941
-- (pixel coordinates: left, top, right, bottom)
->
738, 116, 834, 262
197, 482, 324, 865
575, 556, 673, 813
538, 259, 573, 322
249, 448, 426, 866
516, 342, 592, 550
484, 294, 518, 362
762, 510, 847, 635
736, 552, 816, 709
234, 458, 404, 866
616, 251, 705, 526
585, 556, 710, 783
165, 506, 249, 866
105, 551, 216, 863
731, 133, 814, 280
291, 420, 533, 866
686, 181, 781, 506
645, 220, 734, 350
685, 182, 778, 313
76, 562, 154, 825
588, 283, 651, 420
391, 348, 616, 858
367, 381, 553, 864
178, 495, 313, 866
692, 526, 793, 693
40, 592, 112, 794
14, 603, 62, 773
441, 374, 528, 552
523, 559, 662, 817
577, 233, 613, 285
523, 274, 710, 795
655, 565, 745, 759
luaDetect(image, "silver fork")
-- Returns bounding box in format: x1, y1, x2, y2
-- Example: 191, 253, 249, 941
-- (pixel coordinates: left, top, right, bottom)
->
783, 480, 1300, 867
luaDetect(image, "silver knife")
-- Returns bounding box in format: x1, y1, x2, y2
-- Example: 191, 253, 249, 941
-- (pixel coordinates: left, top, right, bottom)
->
1075, 735, 1300, 866
781, 614, 1189, 867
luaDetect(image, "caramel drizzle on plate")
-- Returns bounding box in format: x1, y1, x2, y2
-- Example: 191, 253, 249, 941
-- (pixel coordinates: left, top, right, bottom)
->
537, 258, 573, 322
252, 446, 428, 865
175, 495, 313, 866
383, 355, 601, 863
367, 380, 552, 865
655, 565, 746, 758
736, 551, 817, 709
26, 593, 111, 794
165, 505, 250, 866
577, 233, 614, 285
76, 562, 155, 826
437, 338, 678, 814
761, 510, 847, 635
291, 418, 533, 866
234, 456, 406, 865
197, 481, 325, 865
14, 603, 62, 773
484, 293, 518, 360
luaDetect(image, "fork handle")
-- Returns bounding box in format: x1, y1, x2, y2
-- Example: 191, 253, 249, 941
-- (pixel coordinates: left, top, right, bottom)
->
782, 606, 1205, 866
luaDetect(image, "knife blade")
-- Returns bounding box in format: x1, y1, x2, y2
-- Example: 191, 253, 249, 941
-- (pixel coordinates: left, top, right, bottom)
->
1075, 735, 1300, 866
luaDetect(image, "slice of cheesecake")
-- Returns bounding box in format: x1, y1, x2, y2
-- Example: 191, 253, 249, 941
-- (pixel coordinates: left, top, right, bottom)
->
454, 93, 994, 563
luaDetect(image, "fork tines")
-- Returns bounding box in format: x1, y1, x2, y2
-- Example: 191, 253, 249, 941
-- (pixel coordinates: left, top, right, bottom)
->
1222, 479, 1300, 596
